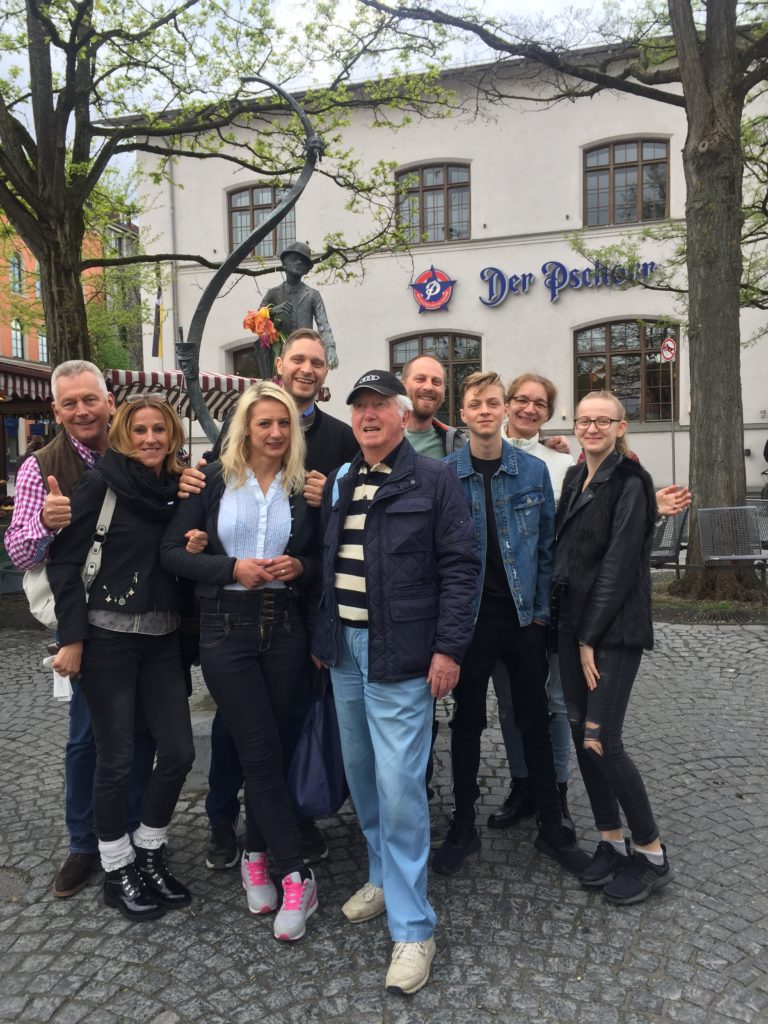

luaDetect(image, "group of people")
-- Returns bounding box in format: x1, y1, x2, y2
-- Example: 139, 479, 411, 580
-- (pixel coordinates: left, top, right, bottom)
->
5, 337, 690, 995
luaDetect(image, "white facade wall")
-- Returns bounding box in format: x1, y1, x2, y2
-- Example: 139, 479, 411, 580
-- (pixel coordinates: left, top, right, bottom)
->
137, 72, 768, 488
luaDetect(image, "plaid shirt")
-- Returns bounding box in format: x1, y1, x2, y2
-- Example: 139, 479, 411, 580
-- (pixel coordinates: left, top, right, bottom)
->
3, 434, 100, 570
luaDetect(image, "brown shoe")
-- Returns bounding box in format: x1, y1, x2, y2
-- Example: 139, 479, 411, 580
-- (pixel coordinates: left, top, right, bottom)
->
53, 853, 100, 898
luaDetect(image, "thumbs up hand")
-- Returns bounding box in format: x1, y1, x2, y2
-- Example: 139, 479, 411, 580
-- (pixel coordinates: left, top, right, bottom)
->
41, 475, 72, 531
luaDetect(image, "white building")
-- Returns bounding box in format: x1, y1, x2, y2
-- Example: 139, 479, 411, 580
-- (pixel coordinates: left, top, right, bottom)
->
137, 64, 768, 489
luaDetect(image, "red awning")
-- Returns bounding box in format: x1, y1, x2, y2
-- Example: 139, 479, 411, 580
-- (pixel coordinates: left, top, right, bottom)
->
0, 359, 52, 402
105, 368, 259, 422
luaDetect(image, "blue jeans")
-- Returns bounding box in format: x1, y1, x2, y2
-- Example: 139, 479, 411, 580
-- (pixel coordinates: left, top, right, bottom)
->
331, 627, 436, 942
66, 680, 156, 853
493, 653, 572, 785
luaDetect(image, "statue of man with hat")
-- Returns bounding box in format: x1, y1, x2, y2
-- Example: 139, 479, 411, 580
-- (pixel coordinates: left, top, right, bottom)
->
260, 241, 339, 371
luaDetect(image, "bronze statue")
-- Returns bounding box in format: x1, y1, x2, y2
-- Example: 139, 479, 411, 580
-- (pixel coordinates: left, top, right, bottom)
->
259, 241, 339, 371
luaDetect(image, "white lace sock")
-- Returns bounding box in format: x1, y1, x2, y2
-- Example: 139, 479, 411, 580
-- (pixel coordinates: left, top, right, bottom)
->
99, 834, 135, 872
132, 823, 169, 851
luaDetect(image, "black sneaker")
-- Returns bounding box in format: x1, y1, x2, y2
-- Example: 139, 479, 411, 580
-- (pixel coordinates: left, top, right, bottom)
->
206, 823, 239, 871
299, 820, 329, 865
579, 839, 630, 887
431, 821, 481, 876
602, 846, 671, 905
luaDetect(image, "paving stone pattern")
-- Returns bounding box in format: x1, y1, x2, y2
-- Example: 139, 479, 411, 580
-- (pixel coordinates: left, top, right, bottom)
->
1, 626, 766, 1023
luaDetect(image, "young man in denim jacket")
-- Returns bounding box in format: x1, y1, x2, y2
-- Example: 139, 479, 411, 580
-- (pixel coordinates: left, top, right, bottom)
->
435, 371, 589, 877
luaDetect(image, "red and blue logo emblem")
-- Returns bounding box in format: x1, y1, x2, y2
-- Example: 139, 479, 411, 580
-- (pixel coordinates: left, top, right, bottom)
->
410, 266, 456, 312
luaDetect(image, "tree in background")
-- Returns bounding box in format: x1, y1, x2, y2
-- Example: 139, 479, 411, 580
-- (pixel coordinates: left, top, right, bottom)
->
0, 0, 452, 368
357, 0, 768, 597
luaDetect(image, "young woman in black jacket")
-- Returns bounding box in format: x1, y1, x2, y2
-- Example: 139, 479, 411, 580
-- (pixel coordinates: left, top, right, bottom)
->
49, 396, 195, 922
554, 390, 670, 905
161, 382, 319, 943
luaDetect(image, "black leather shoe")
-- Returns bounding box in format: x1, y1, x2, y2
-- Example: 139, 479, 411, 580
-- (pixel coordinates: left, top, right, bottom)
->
534, 825, 592, 876
134, 844, 192, 908
487, 778, 536, 829
103, 863, 165, 921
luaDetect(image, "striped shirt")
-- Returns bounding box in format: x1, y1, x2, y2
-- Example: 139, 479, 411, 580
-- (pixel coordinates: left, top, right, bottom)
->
334, 458, 394, 626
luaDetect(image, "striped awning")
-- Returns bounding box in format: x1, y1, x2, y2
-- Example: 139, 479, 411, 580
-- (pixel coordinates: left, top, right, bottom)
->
0, 359, 52, 402
105, 369, 259, 422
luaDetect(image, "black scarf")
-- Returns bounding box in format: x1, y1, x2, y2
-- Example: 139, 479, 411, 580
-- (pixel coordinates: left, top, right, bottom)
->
96, 448, 179, 523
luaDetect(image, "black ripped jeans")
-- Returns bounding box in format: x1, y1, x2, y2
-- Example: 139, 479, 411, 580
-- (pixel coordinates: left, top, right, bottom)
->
558, 631, 659, 846
199, 590, 311, 877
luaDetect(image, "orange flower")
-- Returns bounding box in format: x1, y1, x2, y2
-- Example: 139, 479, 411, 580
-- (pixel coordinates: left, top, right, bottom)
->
243, 306, 280, 348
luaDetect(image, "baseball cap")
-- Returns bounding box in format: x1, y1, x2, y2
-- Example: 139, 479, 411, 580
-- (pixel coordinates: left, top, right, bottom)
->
346, 370, 407, 404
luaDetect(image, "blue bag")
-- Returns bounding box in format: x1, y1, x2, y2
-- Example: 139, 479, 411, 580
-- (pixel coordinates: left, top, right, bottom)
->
288, 672, 349, 819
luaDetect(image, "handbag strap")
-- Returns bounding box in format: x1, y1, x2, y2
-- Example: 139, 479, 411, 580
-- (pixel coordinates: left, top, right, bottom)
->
82, 487, 117, 596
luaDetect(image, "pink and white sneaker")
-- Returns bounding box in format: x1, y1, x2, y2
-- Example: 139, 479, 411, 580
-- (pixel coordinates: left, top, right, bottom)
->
273, 869, 318, 941
241, 851, 278, 915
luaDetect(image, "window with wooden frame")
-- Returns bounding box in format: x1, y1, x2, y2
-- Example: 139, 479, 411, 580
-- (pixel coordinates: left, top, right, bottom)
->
11, 319, 24, 359
9, 252, 23, 294
396, 164, 470, 244
228, 186, 295, 258
574, 320, 679, 422
584, 140, 669, 227
390, 332, 481, 425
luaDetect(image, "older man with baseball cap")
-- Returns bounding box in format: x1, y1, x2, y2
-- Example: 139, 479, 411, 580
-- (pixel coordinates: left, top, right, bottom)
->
312, 369, 479, 995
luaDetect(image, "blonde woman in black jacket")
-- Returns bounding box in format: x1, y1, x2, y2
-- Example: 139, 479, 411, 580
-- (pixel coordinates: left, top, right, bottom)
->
554, 390, 670, 905
161, 382, 319, 944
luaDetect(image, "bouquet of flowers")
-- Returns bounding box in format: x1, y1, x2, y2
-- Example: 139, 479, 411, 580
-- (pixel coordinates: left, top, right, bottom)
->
243, 306, 281, 353
243, 306, 284, 381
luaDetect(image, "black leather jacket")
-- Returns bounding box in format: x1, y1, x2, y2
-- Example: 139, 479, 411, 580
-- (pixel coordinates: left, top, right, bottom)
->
555, 452, 657, 650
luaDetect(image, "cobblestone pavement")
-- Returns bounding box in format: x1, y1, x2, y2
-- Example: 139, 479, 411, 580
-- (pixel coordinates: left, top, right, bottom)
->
1, 625, 766, 1024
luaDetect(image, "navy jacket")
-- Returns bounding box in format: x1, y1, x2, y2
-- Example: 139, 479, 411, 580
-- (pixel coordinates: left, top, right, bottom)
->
312, 439, 481, 682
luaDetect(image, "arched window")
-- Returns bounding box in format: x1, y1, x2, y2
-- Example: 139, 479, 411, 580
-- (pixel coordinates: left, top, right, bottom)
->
11, 319, 24, 359
574, 320, 679, 422
9, 252, 23, 293
584, 140, 668, 227
228, 186, 295, 258
37, 325, 48, 363
390, 332, 481, 425
396, 163, 470, 244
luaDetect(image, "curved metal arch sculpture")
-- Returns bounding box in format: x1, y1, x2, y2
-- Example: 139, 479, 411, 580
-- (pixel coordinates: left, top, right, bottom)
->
177, 75, 325, 442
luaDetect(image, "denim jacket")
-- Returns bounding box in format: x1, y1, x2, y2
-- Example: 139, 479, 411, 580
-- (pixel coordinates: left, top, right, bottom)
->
443, 442, 555, 625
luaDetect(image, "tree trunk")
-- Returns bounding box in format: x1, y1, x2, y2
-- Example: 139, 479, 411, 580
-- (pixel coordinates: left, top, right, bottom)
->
671, 73, 752, 599
39, 215, 92, 367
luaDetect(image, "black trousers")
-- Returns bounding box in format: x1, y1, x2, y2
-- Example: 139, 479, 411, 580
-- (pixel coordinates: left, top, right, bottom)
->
558, 632, 659, 845
199, 590, 311, 877
450, 594, 561, 830
79, 628, 194, 842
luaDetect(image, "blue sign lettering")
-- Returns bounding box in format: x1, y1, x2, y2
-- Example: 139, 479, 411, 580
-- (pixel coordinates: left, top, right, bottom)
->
480, 259, 659, 304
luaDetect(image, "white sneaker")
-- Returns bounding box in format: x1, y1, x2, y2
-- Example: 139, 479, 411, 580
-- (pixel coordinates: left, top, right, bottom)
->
341, 882, 385, 923
385, 937, 436, 995
240, 851, 277, 915
273, 869, 318, 941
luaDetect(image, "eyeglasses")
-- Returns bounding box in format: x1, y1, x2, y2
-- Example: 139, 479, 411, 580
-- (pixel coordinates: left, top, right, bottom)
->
508, 395, 549, 412
574, 416, 622, 430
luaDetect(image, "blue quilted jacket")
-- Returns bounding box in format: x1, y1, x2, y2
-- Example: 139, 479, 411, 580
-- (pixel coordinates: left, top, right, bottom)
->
311, 440, 481, 682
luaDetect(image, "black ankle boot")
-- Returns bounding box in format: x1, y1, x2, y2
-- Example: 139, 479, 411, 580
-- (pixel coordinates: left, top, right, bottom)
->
134, 844, 192, 908
558, 782, 575, 834
103, 863, 165, 921
487, 778, 536, 829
